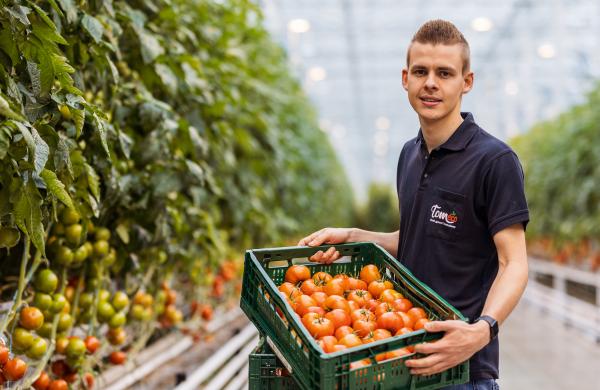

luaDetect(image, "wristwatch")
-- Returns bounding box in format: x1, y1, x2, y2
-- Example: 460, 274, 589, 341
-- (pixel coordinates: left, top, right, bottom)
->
475, 315, 498, 341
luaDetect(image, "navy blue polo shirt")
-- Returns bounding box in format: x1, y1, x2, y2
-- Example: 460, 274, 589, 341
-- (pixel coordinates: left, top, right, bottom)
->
396, 112, 529, 380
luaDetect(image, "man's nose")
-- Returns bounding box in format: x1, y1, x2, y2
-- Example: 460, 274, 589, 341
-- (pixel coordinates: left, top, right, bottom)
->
424, 72, 438, 89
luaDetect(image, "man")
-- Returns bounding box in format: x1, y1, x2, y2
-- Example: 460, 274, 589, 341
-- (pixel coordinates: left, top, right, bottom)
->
298, 20, 529, 390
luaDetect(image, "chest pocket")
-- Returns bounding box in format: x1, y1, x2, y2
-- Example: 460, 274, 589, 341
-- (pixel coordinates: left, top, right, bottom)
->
426, 187, 466, 241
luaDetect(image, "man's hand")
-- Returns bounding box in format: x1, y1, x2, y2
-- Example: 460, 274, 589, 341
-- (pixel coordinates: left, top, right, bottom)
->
297, 228, 354, 264
404, 320, 490, 376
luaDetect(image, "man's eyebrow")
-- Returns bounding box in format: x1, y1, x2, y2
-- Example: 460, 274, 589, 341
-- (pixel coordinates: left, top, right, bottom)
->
410, 64, 457, 72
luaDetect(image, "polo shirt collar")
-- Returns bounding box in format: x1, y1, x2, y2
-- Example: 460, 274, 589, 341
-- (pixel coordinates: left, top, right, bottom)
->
415, 112, 478, 152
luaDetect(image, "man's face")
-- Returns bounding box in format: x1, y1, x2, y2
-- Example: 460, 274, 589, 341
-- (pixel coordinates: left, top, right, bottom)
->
402, 42, 473, 123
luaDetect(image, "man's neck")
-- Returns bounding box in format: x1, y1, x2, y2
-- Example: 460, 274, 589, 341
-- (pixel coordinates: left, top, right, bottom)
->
420, 111, 464, 153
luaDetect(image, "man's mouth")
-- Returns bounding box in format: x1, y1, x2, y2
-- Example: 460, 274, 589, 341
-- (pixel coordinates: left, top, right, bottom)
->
420, 96, 442, 107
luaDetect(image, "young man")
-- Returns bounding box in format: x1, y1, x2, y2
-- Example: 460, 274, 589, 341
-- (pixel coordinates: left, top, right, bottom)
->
298, 20, 529, 390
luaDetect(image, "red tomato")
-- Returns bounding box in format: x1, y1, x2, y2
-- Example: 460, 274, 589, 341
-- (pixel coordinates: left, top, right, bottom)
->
347, 300, 359, 312
414, 318, 431, 330
4, 357, 27, 381
48, 379, 68, 390
295, 295, 317, 317
379, 289, 402, 304
109, 351, 127, 365
313, 272, 332, 284
346, 277, 367, 291
85, 336, 101, 354
317, 335, 338, 353
352, 319, 376, 337
0, 345, 9, 366
374, 302, 394, 318
398, 312, 414, 329
305, 306, 326, 316
325, 309, 352, 329
285, 265, 311, 284
323, 279, 346, 296
372, 328, 392, 340
350, 308, 375, 323
334, 325, 354, 340
300, 279, 323, 295
350, 358, 371, 369
339, 333, 362, 348
368, 280, 393, 298
377, 312, 404, 333
33, 371, 51, 390
323, 295, 350, 313
347, 290, 372, 307
310, 292, 328, 308
406, 307, 427, 324
365, 299, 380, 312
279, 283, 302, 300
332, 344, 348, 353
84, 372, 95, 389
359, 265, 381, 284
305, 316, 335, 338
392, 298, 413, 313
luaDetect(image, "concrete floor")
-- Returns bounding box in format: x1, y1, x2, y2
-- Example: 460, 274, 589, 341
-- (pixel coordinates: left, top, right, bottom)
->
498, 301, 600, 390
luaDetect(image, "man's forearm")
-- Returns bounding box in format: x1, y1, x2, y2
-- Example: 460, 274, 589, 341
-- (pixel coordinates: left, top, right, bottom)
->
348, 229, 400, 258
480, 259, 528, 325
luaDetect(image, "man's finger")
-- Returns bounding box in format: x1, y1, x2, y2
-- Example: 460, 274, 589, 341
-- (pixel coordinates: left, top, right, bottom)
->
424, 320, 462, 333
413, 341, 444, 355
310, 250, 325, 262
404, 354, 441, 369
299, 229, 324, 246
411, 362, 449, 376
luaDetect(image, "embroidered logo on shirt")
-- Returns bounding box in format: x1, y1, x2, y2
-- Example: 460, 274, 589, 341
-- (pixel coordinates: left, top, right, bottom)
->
430, 205, 458, 228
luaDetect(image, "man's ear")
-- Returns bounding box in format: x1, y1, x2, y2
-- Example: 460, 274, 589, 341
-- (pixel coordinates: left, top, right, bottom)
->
462, 71, 474, 94
402, 68, 409, 91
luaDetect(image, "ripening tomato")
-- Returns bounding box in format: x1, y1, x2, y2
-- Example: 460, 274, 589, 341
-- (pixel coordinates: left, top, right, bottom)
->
352, 319, 376, 337
377, 312, 404, 333
85, 336, 100, 354
323, 279, 346, 296
48, 379, 68, 390
338, 333, 362, 348
359, 265, 381, 284
313, 272, 332, 284
3, 357, 27, 381
323, 295, 350, 313
109, 351, 127, 365
295, 295, 317, 317
346, 277, 367, 291
285, 265, 311, 284
325, 309, 352, 329
414, 318, 431, 330
33, 371, 51, 390
347, 290, 372, 307
379, 289, 402, 304
305, 316, 335, 338
310, 292, 328, 308
300, 279, 323, 295
20, 306, 45, 330
317, 335, 338, 353
335, 325, 354, 340
350, 308, 375, 323
392, 298, 413, 313
406, 307, 427, 324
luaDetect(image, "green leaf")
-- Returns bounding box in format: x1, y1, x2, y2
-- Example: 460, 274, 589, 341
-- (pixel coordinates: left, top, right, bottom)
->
82, 14, 104, 43
116, 223, 129, 244
14, 181, 46, 256
6, 5, 31, 26
92, 113, 110, 158
135, 28, 164, 64
31, 3, 58, 30
51, 54, 75, 75
72, 109, 84, 138
0, 28, 19, 65
56, 0, 77, 24
0, 124, 13, 159
85, 163, 100, 200
31, 127, 50, 174
31, 19, 68, 45
38, 51, 55, 96
40, 169, 74, 210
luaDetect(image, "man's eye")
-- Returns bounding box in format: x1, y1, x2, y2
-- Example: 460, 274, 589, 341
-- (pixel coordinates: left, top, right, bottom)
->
414, 70, 426, 76
439, 71, 450, 77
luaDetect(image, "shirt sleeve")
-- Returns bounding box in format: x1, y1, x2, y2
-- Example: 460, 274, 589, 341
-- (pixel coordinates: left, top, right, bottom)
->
483, 150, 530, 236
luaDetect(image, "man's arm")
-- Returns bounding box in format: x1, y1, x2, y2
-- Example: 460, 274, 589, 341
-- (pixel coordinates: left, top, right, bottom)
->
405, 223, 528, 376
298, 228, 400, 263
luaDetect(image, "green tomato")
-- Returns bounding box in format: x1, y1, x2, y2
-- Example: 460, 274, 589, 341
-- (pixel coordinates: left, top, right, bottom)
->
60, 208, 80, 225
65, 224, 83, 245
12, 327, 34, 350
103, 248, 117, 266
65, 338, 86, 358
51, 294, 67, 313
66, 355, 84, 368
79, 309, 93, 323
52, 223, 65, 236
97, 301, 115, 322
0, 227, 20, 248
39, 324, 53, 340
93, 240, 109, 257
112, 292, 129, 311
95, 227, 111, 241
130, 304, 145, 321
73, 245, 89, 262
57, 313, 73, 332
142, 307, 154, 321
155, 290, 167, 305
34, 269, 58, 294
26, 336, 48, 360
108, 312, 127, 328
33, 292, 53, 311
55, 246, 74, 266
98, 289, 110, 302
78, 292, 94, 309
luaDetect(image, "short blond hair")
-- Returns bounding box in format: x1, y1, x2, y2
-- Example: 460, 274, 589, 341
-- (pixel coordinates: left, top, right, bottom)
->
407, 19, 470, 74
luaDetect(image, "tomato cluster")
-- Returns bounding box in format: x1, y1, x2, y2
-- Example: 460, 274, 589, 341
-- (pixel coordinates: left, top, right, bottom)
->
278, 264, 431, 367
